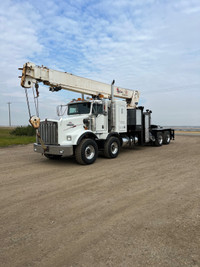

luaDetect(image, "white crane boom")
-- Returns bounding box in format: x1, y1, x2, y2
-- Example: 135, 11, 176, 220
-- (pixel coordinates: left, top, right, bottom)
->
20, 62, 139, 107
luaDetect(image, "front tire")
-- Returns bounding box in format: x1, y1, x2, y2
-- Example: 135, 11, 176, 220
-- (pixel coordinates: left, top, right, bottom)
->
104, 137, 120, 158
75, 138, 98, 165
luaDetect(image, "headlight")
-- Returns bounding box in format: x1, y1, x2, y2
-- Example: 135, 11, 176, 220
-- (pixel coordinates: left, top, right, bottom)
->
66, 135, 72, 141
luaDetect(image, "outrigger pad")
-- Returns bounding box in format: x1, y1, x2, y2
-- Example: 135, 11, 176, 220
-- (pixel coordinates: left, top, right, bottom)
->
30, 116, 40, 129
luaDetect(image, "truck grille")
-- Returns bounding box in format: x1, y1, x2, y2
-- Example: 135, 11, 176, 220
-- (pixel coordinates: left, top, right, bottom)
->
37, 121, 58, 145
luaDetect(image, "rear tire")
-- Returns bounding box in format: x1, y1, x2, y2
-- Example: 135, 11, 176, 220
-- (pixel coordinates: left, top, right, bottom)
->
104, 137, 120, 158
75, 138, 98, 165
163, 131, 170, 144
154, 132, 163, 146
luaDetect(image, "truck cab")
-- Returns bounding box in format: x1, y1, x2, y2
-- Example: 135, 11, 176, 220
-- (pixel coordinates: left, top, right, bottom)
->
34, 99, 109, 159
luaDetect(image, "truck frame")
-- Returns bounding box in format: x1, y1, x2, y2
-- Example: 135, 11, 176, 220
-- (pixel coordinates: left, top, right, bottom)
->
20, 62, 174, 165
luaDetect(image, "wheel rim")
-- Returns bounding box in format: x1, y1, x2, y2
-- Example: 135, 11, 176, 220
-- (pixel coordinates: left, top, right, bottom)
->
85, 145, 95, 160
158, 135, 163, 145
166, 135, 170, 143
111, 142, 118, 155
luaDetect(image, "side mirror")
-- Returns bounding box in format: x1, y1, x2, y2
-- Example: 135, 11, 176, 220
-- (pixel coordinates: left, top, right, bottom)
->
57, 105, 67, 116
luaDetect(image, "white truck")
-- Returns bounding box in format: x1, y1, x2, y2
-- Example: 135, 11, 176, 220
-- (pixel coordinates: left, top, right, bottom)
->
19, 62, 174, 164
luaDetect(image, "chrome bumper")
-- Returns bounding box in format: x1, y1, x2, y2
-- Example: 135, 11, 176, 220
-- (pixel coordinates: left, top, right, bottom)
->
33, 143, 73, 157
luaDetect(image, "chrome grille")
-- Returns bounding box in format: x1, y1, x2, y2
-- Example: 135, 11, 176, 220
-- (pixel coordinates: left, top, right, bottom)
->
37, 121, 58, 145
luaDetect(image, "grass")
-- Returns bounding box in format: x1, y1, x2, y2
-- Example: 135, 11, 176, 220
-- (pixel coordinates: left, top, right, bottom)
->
175, 130, 200, 135
0, 127, 36, 147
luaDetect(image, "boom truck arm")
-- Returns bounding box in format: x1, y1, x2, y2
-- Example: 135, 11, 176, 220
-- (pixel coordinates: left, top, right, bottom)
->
20, 62, 139, 107
19, 62, 174, 165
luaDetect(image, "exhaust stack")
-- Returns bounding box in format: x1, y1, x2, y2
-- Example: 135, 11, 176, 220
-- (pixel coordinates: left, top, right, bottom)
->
111, 80, 115, 131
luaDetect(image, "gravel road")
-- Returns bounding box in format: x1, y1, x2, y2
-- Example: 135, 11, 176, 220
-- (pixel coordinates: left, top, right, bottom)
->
0, 136, 200, 267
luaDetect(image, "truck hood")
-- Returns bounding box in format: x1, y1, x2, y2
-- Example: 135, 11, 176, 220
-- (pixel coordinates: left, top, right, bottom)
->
59, 115, 89, 129
58, 115, 91, 145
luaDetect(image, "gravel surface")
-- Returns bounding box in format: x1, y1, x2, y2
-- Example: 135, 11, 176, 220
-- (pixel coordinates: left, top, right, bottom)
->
0, 136, 200, 267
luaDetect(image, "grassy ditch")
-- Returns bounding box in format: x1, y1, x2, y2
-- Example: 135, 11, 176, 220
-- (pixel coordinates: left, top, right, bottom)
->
0, 127, 36, 147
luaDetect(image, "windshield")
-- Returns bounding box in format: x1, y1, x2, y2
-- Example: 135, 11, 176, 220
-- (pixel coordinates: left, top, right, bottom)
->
68, 102, 91, 115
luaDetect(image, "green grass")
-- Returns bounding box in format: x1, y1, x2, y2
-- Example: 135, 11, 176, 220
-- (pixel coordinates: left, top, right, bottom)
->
0, 127, 36, 147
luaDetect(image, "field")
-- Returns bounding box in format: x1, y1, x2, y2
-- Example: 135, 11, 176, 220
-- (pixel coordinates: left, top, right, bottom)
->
172, 126, 200, 136
0, 135, 200, 267
0, 127, 35, 147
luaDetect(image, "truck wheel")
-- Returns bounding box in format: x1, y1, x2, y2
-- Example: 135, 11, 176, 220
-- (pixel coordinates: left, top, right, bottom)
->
163, 131, 170, 144
75, 138, 98, 165
104, 137, 120, 158
44, 154, 62, 160
154, 132, 163, 146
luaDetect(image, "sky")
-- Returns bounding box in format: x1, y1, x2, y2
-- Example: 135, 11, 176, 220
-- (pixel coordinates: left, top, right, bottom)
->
0, 0, 200, 126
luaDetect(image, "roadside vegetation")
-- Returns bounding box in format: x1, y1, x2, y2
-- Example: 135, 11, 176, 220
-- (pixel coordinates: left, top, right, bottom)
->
0, 126, 36, 147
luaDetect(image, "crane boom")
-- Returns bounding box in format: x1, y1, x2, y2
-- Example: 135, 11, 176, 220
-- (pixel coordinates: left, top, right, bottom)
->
20, 62, 139, 107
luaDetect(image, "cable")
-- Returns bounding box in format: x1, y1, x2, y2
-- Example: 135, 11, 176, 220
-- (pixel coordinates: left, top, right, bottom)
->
24, 88, 31, 119
32, 85, 39, 117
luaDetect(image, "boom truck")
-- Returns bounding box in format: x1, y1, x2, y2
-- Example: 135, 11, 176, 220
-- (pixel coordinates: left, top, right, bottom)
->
19, 62, 174, 165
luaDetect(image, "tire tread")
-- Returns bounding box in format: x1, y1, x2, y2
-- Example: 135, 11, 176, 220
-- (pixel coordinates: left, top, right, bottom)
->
75, 138, 98, 165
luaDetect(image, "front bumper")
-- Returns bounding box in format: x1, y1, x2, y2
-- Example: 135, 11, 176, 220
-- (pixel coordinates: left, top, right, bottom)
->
33, 143, 73, 157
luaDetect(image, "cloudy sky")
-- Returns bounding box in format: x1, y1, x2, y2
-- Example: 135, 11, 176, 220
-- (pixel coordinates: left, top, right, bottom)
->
0, 0, 200, 126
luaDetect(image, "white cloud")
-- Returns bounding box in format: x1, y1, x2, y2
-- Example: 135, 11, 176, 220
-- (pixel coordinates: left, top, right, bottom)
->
0, 0, 200, 126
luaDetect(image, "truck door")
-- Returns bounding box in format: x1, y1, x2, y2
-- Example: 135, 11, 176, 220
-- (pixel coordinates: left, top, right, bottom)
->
92, 103, 107, 133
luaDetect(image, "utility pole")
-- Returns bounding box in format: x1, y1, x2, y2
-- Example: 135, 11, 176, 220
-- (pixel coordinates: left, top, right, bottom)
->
7, 102, 11, 127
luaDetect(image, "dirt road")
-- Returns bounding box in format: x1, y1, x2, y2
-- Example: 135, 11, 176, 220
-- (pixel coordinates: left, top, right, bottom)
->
0, 136, 200, 267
